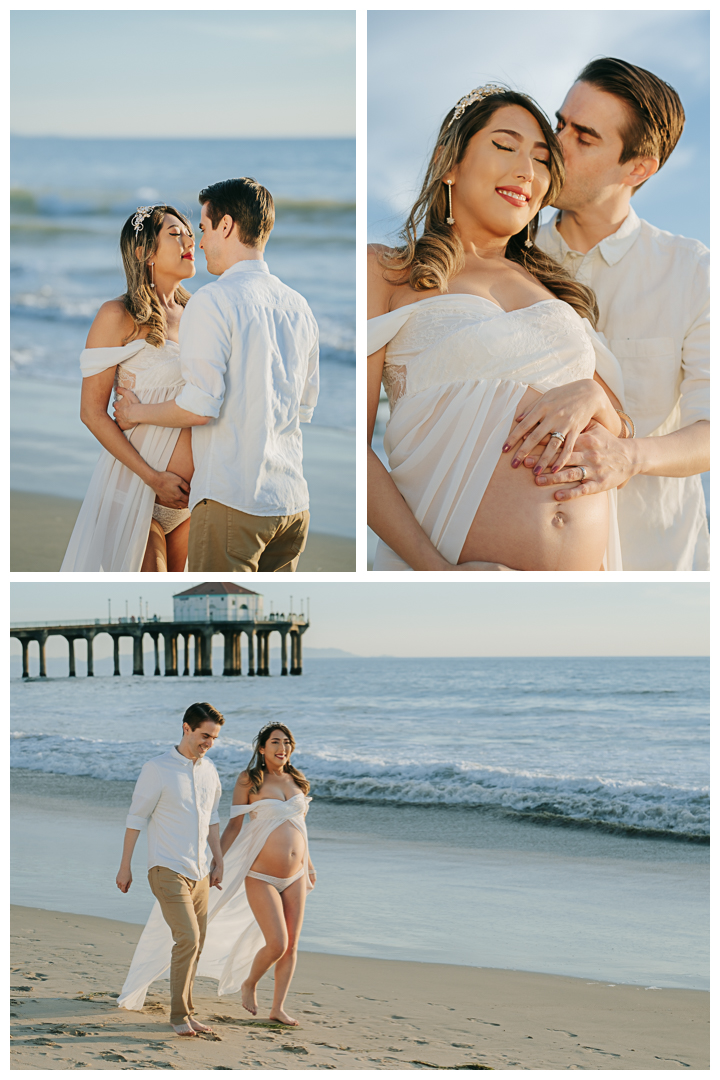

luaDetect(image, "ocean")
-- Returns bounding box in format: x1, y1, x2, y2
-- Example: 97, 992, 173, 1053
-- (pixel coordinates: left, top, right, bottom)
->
10, 656, 708, 989
10, 137, 356, 530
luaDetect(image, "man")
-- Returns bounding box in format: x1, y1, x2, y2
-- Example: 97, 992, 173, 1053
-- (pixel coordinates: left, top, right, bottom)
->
116, 178, 320, 572
530, 57, 709, 570
116, 702, 224, 1036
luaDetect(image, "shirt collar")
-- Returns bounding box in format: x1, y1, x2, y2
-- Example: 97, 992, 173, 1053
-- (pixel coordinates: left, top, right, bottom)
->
171, 746, 195, 766
221, 258, 270, 280
546, 205, 642, 267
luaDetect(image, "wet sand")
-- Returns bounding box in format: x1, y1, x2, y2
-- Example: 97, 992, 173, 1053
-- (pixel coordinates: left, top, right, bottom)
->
10, 906, 708, 1070
10, 490, 355, 572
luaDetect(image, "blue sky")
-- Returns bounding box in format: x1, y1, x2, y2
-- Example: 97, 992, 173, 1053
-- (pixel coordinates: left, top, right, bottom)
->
11, 11, 355, 138
10, 583, 708, 658
368, 10, 709, 245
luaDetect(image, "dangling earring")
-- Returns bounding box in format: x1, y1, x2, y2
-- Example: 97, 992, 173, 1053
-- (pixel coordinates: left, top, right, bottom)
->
149, 263, 155, 288
524, 237, 533, 250
445, 180, 455, 225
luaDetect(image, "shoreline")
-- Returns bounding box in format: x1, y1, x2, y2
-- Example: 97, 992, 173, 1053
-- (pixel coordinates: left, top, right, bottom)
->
10, 490, 355, 572
11, 905, 709, 1070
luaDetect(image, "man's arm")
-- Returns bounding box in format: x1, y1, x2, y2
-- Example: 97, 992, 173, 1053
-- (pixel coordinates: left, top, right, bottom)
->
299, 327, 320, 423
539, 249, 710, 497
542, 419, 709, 500
208, 824, 223, 889
116, 828, 140, 893
114, 390, 210, 430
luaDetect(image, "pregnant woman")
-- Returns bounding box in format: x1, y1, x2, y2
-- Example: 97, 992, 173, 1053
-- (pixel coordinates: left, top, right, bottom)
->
219, 724, 316, 1025
61, 204, 207, 572
118, 724, 315, 1026
368, 85, 631, 571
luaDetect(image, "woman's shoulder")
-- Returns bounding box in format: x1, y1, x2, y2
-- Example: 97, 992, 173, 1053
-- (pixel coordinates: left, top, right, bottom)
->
85, 298, 140, 349
368, 245, 408, 318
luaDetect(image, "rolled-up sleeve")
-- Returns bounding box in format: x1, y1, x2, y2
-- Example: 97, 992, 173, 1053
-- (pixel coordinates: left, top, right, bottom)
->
299, 325, 320, 423
175, 289, 232, 418
126, 761, 162, 830
679, 249, 710, 427
209, 770, 222, 827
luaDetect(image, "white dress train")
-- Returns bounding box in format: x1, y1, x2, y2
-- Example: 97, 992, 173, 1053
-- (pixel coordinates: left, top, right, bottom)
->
368, 295, 625, 571
61, 340, 187, 571
117, 794, 313, 1012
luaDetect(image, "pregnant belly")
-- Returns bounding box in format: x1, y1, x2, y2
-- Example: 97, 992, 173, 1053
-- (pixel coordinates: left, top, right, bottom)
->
250, 821, 305, 878
459, 388, 609, 571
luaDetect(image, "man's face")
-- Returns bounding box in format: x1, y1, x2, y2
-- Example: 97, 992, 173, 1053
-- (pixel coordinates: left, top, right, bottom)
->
198, 203, 224, 275
184, 720, 222, 758
552, 81, 633, 211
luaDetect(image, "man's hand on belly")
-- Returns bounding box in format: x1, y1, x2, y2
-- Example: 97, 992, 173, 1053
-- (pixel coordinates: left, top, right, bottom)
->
532, 422, 638, 500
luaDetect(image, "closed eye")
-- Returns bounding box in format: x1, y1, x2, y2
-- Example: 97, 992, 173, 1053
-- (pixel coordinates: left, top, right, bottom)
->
492, 140, 514, 152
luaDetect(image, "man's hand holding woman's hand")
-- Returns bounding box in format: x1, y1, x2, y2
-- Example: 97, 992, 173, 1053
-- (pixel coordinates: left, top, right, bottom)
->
502, 379, 606, 475
209, 861, 224, 890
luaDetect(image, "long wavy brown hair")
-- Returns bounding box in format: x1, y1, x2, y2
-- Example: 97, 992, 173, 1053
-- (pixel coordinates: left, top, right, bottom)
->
381, 88, 598, 327
245, 723, 310, 796
119, 205, 193, 347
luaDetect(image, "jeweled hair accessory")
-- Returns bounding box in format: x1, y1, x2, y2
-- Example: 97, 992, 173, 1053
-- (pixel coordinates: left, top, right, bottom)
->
448, 83, 508, 128
132, 205, 160, 237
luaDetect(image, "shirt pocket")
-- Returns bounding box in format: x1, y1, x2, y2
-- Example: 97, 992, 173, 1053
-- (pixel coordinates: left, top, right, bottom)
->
608, 337, 677, 436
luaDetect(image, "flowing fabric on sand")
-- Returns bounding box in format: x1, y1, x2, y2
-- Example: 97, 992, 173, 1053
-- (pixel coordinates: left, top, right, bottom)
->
61, 340, 185, 571
118, 795, 313, 1011
368, 295, 625, 571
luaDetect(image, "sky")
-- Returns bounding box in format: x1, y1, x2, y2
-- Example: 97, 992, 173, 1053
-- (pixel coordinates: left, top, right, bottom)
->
11, 10, 355, 138
368, 10, 709, 245
10, 583, 709, 659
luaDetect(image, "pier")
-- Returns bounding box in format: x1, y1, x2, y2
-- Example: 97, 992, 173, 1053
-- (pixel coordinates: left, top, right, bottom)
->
10, 615, 309, 679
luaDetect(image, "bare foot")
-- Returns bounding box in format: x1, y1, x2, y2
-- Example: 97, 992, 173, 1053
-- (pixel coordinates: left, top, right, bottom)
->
269, 1009, 299, 1026
189, 1018, 215, 1034
241, 980, 258, 1016
172, 1021, 197, 1036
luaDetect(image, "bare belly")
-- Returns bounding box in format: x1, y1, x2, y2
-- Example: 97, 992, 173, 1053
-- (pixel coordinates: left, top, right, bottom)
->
459, 388, 608, 571
156, 428, 194, 506
250, 820, 305, 878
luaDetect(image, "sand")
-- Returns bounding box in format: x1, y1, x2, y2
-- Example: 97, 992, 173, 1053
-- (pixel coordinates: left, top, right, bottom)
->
10, 491, 355, 572
10, 906, 708, 1071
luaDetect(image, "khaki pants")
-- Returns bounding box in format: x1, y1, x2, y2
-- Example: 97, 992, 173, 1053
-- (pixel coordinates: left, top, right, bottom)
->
148, 867, 209, 1026
188, 500, 309, 572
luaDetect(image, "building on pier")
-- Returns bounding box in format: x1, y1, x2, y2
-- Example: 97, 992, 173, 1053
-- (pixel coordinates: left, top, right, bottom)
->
11, 584, 308, 679
173, 582, 263, 623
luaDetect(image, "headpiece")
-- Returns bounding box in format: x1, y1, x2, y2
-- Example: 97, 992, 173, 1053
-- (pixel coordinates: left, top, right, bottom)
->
447, 83, 508, 128
132, 205, 160, 237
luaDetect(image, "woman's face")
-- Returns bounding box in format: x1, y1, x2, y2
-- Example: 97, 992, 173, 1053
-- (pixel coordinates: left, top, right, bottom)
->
148, 214, 195, 281
445, 104, 552, 240
261, 729, 294, 770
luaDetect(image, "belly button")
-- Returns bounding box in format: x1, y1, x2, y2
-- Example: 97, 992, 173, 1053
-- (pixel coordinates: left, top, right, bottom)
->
551, 511, 566, 528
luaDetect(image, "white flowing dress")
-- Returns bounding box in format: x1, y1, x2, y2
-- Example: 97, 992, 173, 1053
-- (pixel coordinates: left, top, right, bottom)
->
369, 295, 625, 570
61, 339, 187, 571
118, 794, 313, 1011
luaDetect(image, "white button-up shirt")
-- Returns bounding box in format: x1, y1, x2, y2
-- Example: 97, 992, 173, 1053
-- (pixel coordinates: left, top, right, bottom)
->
126, 747, 222, 881
175, 259, 320, 517
537, 207, 709, 571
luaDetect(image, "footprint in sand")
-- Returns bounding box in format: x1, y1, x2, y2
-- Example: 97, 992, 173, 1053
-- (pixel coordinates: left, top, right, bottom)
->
99, 1051, 128, 1062
549, 1028, 577, 1038
282, 1045, 309, 1054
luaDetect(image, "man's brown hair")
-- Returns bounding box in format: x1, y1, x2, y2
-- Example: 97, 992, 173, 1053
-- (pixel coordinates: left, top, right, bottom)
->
182, 702, 225, 731
577, 57, 685, 193
199, 177, 275, 248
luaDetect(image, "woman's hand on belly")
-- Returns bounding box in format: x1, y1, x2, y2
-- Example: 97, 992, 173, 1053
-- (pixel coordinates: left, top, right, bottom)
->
501, 379, 620, 475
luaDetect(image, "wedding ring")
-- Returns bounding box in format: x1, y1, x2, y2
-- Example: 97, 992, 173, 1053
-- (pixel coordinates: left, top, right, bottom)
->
549, 431, 566, 445
578, 466, 587, 482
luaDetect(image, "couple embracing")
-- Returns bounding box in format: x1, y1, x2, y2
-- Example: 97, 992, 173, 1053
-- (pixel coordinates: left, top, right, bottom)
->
369, 57, 709, 571
116, 704, 315, 1034
63, 178, 319, 573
